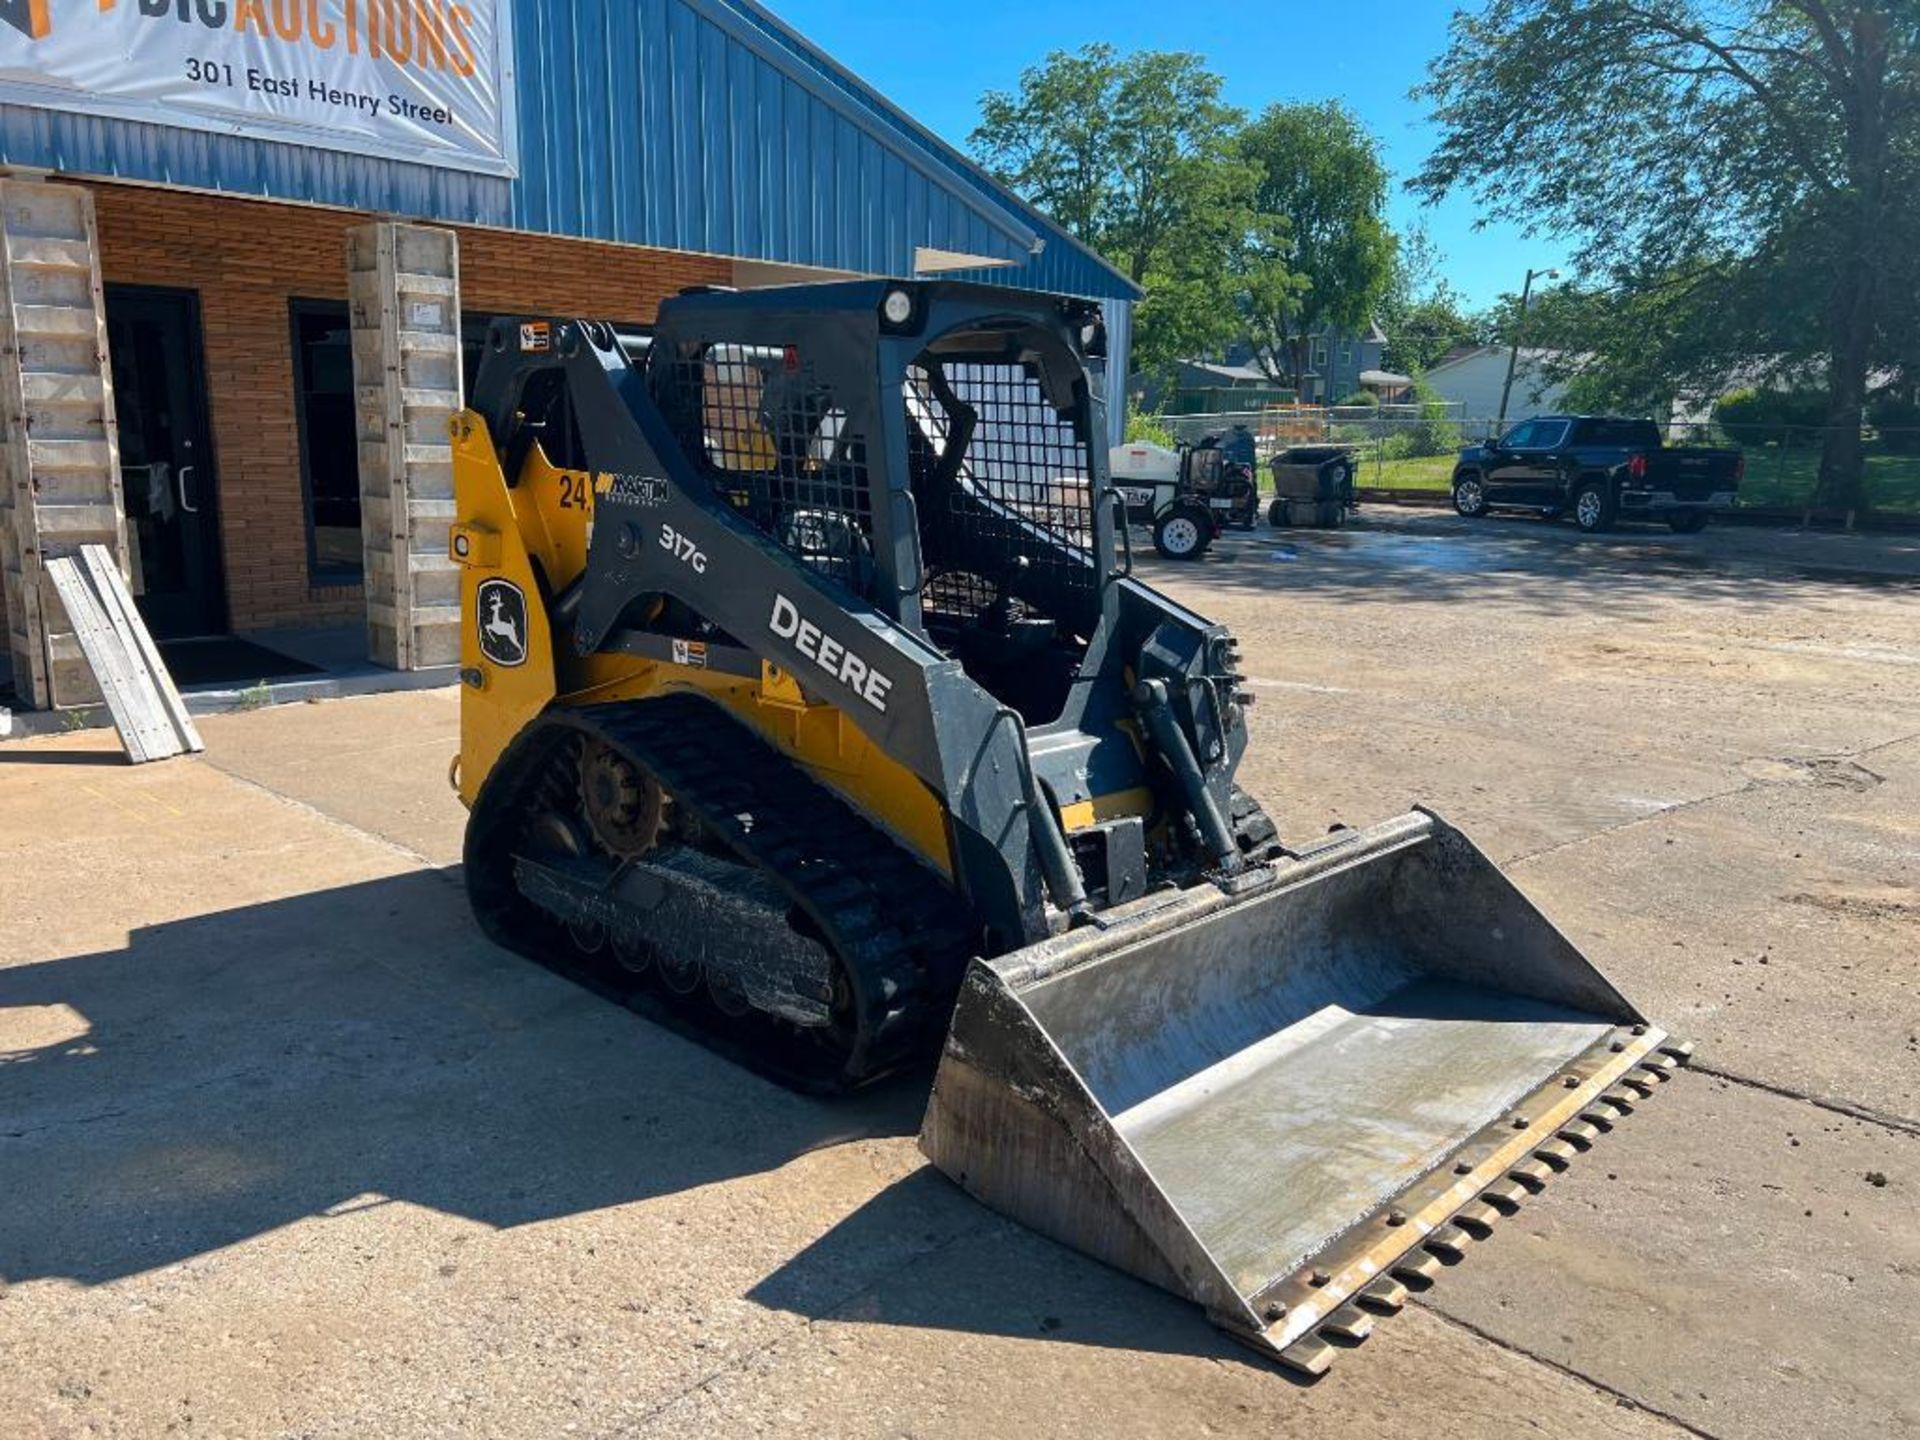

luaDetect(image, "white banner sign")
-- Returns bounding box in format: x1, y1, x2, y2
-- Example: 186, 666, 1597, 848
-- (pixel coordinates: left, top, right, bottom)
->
0, 0, 515, 175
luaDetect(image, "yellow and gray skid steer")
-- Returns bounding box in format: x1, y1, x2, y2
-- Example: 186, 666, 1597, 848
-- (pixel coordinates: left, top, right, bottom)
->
449, 279, 1688, 1375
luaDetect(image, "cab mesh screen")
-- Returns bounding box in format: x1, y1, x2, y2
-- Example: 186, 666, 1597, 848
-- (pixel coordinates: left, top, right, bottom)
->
905, 358, 1096, 624
657, 341, 875, 597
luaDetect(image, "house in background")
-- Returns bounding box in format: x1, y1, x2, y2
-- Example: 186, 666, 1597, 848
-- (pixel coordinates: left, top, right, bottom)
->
1423, 346, 1571, 423
1139, 321, 1405, 413
1216, 323, 1398, 404
1153, 358, 1295, 414
1293, 321, 1397, 404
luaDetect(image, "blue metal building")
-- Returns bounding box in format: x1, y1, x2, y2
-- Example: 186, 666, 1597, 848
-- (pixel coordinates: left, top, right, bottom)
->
0, 0, 1136, 312
0, 0, 1135, 308
0, 0, 1136, 653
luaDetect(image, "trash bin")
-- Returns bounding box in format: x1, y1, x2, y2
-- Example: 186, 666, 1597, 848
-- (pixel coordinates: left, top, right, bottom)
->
1269, 446, 1357, 527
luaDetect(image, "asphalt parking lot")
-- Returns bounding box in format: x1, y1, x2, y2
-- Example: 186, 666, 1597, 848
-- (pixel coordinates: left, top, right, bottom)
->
3, 507, 1916, 1439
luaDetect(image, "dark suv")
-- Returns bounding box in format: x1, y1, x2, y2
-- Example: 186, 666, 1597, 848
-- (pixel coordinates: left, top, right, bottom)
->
1452, 415, 1743, 533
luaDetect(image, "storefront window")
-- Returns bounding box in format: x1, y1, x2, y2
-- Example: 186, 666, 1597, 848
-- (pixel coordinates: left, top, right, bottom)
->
291, 305, 655, 583
461, 310, 502, 396
290, 300, 360, 581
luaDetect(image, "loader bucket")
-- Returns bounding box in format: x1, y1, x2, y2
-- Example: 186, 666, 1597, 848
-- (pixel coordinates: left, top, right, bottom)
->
920, 810, 1688, 1376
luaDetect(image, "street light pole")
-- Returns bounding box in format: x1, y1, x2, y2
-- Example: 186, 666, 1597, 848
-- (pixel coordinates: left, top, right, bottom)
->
1496, 266, 1560, 432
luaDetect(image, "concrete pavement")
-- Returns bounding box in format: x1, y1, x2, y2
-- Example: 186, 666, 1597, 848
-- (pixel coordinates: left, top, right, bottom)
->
2, 508, 1914, 1438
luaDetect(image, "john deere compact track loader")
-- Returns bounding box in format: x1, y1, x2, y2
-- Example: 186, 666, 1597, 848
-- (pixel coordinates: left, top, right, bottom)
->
449, 280, 1687, 1375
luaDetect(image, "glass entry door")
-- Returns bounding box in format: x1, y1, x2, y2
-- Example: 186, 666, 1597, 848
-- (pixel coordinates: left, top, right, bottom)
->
105, 286, 226, 639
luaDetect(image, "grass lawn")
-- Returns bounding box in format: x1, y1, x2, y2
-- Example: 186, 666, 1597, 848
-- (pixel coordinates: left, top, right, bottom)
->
1358, 454, 1460, 493
1736, 446, 1920, 513
1355, 445, 1920, 515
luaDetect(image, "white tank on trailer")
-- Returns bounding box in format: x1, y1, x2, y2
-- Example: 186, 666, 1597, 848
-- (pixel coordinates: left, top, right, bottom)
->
1109, 439, 1181, 484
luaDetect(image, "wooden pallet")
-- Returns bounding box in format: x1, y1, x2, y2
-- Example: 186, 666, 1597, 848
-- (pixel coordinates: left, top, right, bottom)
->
43, 544, 201, 762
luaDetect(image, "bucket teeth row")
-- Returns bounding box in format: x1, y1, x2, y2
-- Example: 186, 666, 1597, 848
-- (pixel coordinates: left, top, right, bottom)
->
1480, 1178, 1528, 1212
1358, 1277, 1409, 1314
1507, 1159, 1553, 1192
1266, 1038, 1691, 1376
1391, 1249, 1446, 1286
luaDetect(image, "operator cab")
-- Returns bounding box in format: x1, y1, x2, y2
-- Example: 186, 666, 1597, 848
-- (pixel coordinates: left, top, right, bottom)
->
900, 317, 1103, 724
643, 284, 1111, 726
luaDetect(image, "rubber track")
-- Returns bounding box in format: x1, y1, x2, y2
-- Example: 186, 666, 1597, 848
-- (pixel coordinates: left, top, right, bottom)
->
468, 692, 978, 1090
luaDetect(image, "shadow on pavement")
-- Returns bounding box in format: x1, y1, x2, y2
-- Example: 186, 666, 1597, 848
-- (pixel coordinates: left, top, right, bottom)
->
1152, 511, 1920, 619
0, 747, 132, 766
0, 869, 922, 1285
747, 1168, 1302, 1377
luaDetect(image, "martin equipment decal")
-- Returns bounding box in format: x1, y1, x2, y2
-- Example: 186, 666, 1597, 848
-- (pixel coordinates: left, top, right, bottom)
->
476, 577, 528, 668
0, 0, 516, 176
768, 593, 893, 714
600, 473, 670, 508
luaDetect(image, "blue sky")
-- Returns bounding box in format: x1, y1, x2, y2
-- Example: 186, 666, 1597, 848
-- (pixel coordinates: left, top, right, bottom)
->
776, 0, 1566, 311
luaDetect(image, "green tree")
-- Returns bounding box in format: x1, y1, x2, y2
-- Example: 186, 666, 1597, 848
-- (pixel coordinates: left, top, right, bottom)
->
1123, 400, 1178, 447
1415, 2, 1920, 516
1384, 294, 1484, 376
1485, 264, 1812, 415
1376, 225, 1487, 375
972, 45, 1259, 376
1235, 101, 1397, 395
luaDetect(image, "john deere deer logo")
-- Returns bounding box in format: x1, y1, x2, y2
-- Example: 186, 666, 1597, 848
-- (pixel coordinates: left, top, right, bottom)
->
1, 0, 112, 42
476, 578, 528, 668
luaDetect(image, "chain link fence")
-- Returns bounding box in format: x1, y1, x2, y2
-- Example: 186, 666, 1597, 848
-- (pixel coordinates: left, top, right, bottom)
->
1142, 407, 1920, 516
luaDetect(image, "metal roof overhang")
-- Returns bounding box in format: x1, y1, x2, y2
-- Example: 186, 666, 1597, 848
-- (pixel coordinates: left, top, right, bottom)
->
0, 0, 1136, 301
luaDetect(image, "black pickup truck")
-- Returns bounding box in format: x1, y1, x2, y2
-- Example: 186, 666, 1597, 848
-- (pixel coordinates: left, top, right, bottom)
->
1451, 415, 1743, 533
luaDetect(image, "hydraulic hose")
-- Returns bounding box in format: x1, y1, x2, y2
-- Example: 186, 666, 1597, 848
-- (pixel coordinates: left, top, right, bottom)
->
1133, 678, 1240, 869
994, 706, 1090, 918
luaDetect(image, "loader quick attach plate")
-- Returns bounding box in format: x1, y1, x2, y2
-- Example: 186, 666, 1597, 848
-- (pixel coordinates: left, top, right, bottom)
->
919, 809, 1692, 1377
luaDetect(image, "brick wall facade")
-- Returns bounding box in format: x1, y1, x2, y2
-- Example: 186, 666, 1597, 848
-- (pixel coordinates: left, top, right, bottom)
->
78, 181, 730, 634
